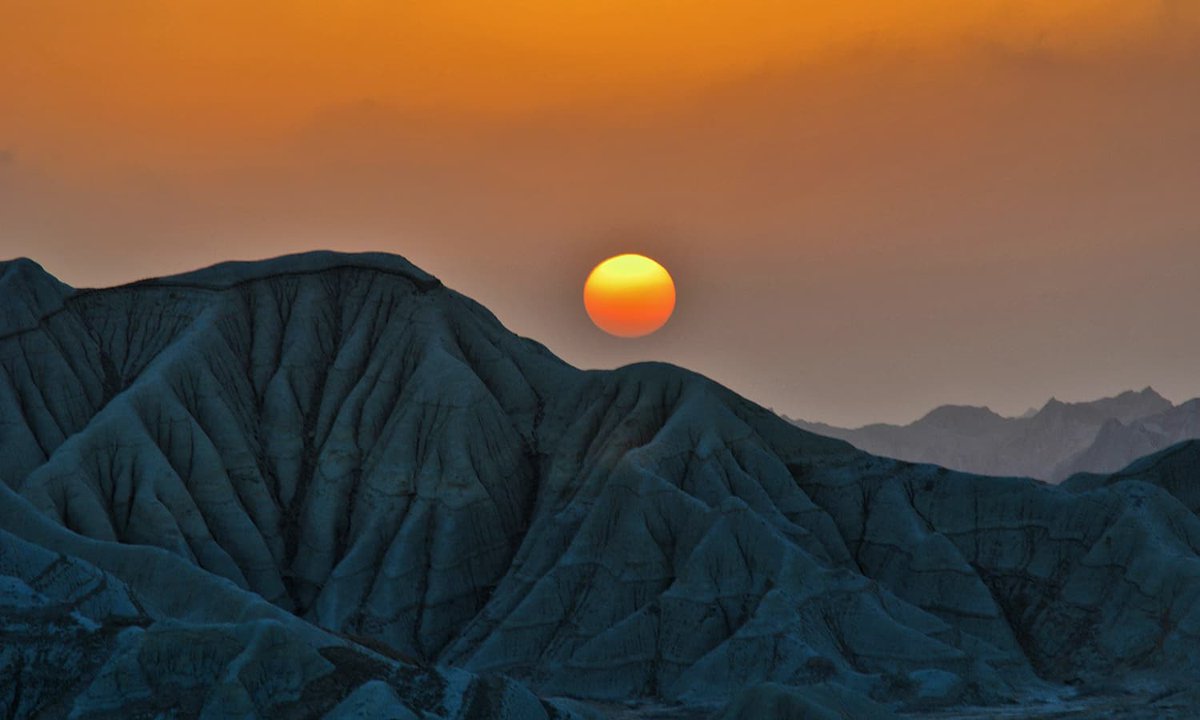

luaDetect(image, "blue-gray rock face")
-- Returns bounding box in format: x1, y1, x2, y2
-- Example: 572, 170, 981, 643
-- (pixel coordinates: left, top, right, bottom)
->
2, 252, 1199, 718
0, 475, 584, 719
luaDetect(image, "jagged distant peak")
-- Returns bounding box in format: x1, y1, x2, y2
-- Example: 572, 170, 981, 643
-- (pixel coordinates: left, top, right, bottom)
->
1033, 387, 1173, 418
1094, 386, 1168, 405
1135, 385, 1167, 400
789, 386, 1186, 481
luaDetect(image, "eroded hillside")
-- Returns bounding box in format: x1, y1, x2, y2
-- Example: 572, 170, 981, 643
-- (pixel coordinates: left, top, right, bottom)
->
3, 252, 1200, 718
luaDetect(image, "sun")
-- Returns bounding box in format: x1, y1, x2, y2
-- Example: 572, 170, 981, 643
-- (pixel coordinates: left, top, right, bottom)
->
584, 254, 676, 338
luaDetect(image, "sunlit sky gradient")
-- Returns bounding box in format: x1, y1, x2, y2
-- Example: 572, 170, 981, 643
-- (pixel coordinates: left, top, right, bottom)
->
2, 1, 1199, 425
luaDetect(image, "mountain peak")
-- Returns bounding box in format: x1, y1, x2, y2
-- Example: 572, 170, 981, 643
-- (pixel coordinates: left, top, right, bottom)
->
134, 250, 442, 292
1090, 387, 1174, 421
0, 257, 66, 288
1033, 388, 1172, 424
915, 404, 1003, 426
1136, 386, 1166, 401
1030, 397, 1070, 420
0, 257, 73, 335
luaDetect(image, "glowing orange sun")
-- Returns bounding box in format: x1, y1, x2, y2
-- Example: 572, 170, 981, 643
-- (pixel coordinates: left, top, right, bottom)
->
584, 254, 676, 338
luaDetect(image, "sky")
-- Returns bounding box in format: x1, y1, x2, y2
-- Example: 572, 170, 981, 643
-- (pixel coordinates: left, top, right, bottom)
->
2, 1, 1199, 426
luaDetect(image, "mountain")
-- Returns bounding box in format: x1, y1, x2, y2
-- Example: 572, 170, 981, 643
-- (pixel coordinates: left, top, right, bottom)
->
2, 252, 1200, 718
0, 257, 71, 334
789, 388, 1187, 481
1062, 440, 1200, 506
1056, 399, 1200, 481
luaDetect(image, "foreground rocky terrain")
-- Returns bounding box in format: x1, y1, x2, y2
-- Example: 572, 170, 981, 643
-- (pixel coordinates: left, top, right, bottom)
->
788, 388, 1200, 482
2, 252, 1200, 718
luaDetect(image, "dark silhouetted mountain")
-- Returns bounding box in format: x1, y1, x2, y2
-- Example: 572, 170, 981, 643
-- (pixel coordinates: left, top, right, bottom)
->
0, 258, 71, 333
789, 387, 1188, 481
3, 252, 1200, 718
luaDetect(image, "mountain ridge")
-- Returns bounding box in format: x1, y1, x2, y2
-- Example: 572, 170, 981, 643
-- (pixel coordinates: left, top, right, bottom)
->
3, 251, 1200, 718
789, 386, 1190, 481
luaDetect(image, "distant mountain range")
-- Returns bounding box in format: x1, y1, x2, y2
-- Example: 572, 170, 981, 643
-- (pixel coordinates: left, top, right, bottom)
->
788, 388, 1200, 481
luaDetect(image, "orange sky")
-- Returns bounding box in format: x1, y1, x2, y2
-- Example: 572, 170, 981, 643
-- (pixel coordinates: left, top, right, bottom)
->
3, 1, 1195, 166
2, 1, 1199, 424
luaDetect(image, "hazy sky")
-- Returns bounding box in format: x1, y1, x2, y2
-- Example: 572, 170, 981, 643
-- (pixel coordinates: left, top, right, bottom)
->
2, 1, 1199, 426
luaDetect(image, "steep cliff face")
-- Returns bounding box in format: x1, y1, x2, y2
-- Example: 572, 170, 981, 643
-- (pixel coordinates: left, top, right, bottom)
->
3, 252, 1200, 718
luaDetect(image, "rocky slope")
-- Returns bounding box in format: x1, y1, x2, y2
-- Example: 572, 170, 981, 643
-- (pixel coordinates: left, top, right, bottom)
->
789, 388, 1193, 481
2, 252, 1200, 718
0, 471, 592, 719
